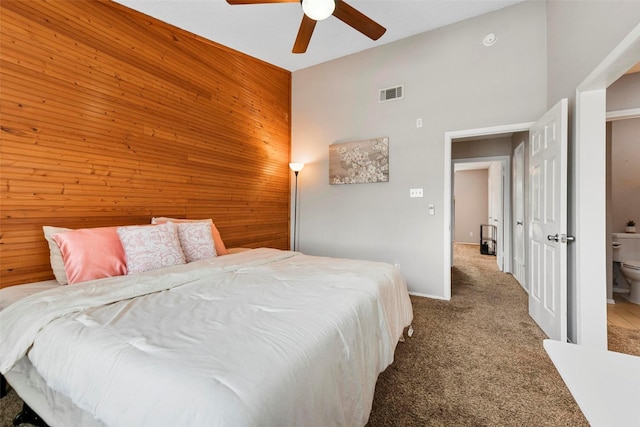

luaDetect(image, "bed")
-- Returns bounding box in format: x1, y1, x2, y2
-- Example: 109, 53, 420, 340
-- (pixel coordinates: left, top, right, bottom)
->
0, 226, 413, 427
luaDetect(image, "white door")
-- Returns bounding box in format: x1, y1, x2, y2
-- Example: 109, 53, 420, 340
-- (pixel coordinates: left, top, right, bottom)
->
513, 142, 526, 288
488, 162, 503, 270
529, 98, 568, 342
487, 168, 494, 253
495, 162, 504, 270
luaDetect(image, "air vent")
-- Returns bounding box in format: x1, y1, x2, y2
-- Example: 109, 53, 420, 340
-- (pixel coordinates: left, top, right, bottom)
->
379, 85, 404, 102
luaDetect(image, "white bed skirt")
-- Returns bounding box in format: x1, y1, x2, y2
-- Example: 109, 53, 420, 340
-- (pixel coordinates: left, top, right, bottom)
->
6, 357, 105, 427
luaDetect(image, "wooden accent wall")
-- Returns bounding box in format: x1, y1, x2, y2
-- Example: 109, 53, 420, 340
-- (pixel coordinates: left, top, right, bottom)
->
0, 0, 292, 287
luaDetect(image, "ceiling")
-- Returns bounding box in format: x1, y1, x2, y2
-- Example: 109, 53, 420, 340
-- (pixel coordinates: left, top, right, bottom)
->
113, 0, 525, 72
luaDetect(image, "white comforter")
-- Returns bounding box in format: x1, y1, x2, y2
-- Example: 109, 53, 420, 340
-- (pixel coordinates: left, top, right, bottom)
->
0, 248, 413, 427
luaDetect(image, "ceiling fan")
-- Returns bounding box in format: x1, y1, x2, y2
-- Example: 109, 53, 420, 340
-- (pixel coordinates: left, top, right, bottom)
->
226, 0, 386, 54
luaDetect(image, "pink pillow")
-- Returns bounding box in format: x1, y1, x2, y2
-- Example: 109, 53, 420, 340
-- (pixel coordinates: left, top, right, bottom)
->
151, 217, 228, 255
52, 227, 127, 285
175, 222, 216, 262
117, 222, 186, 274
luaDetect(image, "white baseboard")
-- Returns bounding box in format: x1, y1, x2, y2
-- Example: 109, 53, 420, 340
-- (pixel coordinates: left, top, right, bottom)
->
409, 291, 450, 301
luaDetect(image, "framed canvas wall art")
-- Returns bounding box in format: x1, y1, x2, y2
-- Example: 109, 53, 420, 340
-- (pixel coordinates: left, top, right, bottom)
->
329, 137, 389, 185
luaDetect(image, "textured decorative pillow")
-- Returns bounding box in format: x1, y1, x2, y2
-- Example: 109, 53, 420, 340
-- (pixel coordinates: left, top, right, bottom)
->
43, 226, 71, 285
52, 227, 127, 285
175, 221, 216, 262
117, 222, 186, 274
151, 217, 228, 255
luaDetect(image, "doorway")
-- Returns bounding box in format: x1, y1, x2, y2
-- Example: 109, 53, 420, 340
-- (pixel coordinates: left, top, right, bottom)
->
574, 22, 640, 348
445, 101, 569, 342
444, 123, 533, 301
452, 157, 509, 272
606, 111, 640, 355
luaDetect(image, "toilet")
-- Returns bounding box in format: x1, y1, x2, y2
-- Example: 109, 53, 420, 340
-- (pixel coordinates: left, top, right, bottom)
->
612, 233, 640, 305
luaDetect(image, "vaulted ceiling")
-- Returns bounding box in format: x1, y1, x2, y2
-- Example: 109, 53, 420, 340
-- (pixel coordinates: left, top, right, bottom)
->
114, 0, 525, 71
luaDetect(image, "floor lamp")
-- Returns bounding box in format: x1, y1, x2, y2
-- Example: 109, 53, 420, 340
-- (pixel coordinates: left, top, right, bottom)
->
289, 162, 304, 251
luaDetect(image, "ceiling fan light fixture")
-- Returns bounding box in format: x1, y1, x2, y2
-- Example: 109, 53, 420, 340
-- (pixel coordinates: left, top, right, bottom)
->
302, 0, 335, 21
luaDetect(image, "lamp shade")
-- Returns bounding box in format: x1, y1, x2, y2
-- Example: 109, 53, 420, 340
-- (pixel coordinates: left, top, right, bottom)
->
289, 162, 305, 172
301, 0, 335, 21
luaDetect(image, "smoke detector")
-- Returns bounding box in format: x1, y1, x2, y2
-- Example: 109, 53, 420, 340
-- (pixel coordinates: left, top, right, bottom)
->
483, 33, 497, 47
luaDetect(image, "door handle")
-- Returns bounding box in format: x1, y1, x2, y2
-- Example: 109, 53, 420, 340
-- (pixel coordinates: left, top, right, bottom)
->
547, 234, 575, 243
517, 221, 523, 225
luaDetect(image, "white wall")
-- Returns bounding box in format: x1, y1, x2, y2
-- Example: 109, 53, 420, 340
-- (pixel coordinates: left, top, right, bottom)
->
546, 2, 640, 106
611, 118, 640, 233
452, 136, 512, 159
291, 1, 547, 297
607, 73, 640, 242
606, 74, 640, 301
454, 169, 488, 244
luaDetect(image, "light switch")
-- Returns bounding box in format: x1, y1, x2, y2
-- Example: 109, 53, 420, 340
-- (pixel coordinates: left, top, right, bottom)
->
428, 204, 435, 215
410, 188, 423, 198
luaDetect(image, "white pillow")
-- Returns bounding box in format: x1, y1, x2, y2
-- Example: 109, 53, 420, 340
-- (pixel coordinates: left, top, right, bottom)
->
43, 226, 70, 285
151, 217, 228, 256
175, 222, 216, 263
117, 222, 186, 274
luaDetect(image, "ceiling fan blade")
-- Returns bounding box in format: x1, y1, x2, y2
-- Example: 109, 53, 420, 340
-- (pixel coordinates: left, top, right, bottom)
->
226, 0, 297, 4
332, 0, 386, 41
293, 15, 317, 54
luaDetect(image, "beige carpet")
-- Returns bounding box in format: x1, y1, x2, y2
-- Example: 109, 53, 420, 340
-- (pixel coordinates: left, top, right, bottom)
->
367, 244, 589, 426
1, 244, 637, 426
608, 324, 640, 357
0, 388, 22, 427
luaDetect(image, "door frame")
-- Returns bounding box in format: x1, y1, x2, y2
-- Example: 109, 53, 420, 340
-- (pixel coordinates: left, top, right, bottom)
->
444, 122, 533, 300
453, 157, 510, 271
574, 22, 640, 348
605, 111, 640, 303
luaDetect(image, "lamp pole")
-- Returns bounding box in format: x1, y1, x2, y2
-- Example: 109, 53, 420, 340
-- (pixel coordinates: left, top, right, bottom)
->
293, 170, 299, 251
289, 163, 304, 251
